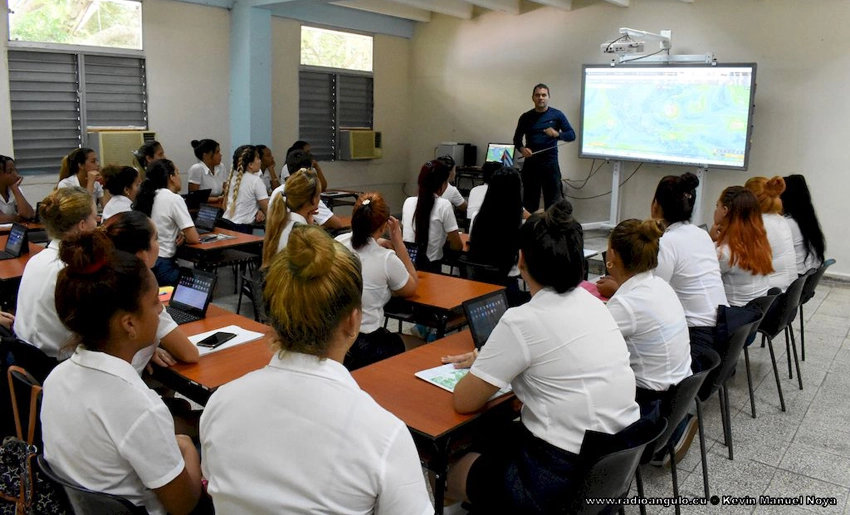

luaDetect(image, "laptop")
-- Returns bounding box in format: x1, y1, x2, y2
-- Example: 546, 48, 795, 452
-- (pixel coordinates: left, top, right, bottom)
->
183, 189, 212, 211
195, 204, 222, 235
462, 289, 510, 349
0, 223, 28, 260
485, 143, 516, 168
164, 268, 217, 325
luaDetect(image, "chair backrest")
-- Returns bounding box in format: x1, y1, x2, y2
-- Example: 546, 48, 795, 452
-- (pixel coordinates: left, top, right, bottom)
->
243, 267, 269, 324
571, 418, 667, 514
744, 292, 780, 345
699, 314, 761, 401
37, 455, 145, 515
7, 365, 43, 446
457, 255, 503, 285
758, 272, 811, 339
1, 337, 57, 440
800, 258, 835, 305
651, 347, 721, 457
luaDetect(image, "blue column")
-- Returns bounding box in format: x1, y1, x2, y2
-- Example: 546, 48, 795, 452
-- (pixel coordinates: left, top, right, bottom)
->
229, 3, 272, 152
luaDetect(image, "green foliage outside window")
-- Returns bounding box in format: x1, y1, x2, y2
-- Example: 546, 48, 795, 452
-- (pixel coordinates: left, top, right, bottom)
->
301, 26, 372, 72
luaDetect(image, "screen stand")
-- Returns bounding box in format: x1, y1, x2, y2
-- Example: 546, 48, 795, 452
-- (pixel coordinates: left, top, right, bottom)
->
691, 166, 707, 227
581, 160, 622, 232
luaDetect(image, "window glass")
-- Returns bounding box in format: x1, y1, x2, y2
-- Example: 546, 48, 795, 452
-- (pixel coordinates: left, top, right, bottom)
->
300, 26, 372, 72
8, 0, 143, 50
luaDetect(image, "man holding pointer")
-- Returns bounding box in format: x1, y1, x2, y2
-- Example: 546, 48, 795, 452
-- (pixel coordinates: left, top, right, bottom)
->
513, 83, 576, 211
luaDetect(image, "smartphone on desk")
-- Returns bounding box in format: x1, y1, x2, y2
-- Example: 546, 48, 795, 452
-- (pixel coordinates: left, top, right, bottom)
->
197, 331, 237, 349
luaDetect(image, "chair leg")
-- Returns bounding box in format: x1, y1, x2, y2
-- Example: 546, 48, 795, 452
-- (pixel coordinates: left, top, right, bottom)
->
761, 333, 766, 348
718, 390, 728, 447
744, 347, 757, 418
669, 442, 681, 515
695, 399, 711, 499
723, 384, 734, 460
766, 336, 787, 412
636, 467, 647, 515
790, 325, 803, 390
800, 304, 806, 361
785, 327, 793, 380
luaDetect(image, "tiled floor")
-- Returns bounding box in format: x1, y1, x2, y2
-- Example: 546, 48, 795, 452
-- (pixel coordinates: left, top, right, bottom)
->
208, 230, 850, 515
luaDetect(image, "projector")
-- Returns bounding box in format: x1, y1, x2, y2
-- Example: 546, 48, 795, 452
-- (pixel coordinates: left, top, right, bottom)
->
601, 40, 645, 54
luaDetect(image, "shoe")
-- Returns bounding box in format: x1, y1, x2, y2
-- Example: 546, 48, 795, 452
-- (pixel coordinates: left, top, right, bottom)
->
649, 415, 699, 468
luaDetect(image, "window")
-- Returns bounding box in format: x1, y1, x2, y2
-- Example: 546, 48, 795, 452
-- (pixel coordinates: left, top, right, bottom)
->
8, 0, 143, 50
299, 27, 373, 161
7, 49, 147, 174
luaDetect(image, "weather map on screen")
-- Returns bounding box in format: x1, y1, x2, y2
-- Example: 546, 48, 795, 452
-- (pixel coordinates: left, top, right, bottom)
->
579, 64, 757, 169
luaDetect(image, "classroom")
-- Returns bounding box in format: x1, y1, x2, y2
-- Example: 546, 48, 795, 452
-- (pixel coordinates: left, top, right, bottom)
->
1, 0, 850, 513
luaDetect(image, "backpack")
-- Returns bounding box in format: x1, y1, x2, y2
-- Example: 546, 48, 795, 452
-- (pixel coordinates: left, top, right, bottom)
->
0, 437, 69, 515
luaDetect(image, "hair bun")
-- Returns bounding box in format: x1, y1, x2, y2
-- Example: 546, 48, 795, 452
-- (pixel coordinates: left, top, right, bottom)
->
286, 225, 337, 280
680, 172, 700, 191
765, 176, 786, 197
638, 219, 665, 241
190, 140, 200, 148
543, 199, 574, 229
59, 231, 114, 276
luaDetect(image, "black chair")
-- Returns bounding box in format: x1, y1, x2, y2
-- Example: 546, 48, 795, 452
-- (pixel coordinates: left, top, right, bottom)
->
741, 291, 780, 418
7, 365, 43, 447
456, 255, 502, 285
1, 337, 57, 439
647, 347, 721, 510
37, 455, 146, 514
572, 417, 667, 515
756, 273, 811, 403
798, 258, 835, 361
698, 309, 762, 461
236, 267, 269, 323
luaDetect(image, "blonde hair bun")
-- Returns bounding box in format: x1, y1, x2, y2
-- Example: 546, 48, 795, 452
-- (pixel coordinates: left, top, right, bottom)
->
765, 176, 786, 198
638, 219, 664, 242
286, 225, 337, 280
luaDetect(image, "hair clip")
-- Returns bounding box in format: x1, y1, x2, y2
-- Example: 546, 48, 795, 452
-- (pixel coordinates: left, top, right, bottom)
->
361, 199, 371, 206
684, 193, 693, 199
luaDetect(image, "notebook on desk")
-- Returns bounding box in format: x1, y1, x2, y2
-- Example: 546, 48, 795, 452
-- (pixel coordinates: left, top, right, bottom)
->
485, 143, 516, 168
195, 204, 222, 235
0, 223, 28, 260
165, 268, 217, 325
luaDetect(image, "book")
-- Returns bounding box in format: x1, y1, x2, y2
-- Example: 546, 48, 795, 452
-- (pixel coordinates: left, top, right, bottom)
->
189, 324, 265, 356
415, 363, 512, 398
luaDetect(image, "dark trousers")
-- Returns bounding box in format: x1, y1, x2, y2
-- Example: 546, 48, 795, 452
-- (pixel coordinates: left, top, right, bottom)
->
343, 328, 405, 371
152, 256, 181, 287
521, 160, 563, 212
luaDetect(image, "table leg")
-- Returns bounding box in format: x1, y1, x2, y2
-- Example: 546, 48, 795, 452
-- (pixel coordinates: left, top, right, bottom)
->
431, 437, 450, 515
436, 313, 449, 340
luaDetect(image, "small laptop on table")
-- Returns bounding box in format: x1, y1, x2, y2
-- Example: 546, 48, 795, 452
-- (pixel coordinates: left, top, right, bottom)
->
183, 189, 212, 211
165, 268, 217, 325
195, 204, 222, 235
462, 289, 510, 349
485, 143, 516, 168
0, 223, 29, 260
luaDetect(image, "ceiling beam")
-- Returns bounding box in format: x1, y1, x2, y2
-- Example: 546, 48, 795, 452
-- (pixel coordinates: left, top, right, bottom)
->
602, 0, 629, 6
467, 0, 520, 15
526, 0, 571, 10
332, 0, 432, 22
387, 0, 473, 19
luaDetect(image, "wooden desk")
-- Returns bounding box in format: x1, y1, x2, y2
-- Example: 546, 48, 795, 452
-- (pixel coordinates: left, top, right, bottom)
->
0, 221, 45, 233
177, 228, 263, 272
0, 241, 44, 282
353, 331, 516, 513
321, 189, 361, 210
408, 271, 502, 312
153, 312, 274, 405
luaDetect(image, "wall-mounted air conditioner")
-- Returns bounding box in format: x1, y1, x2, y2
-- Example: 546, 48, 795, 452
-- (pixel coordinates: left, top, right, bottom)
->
87, 130, 157, 167
339, 130, 382, 160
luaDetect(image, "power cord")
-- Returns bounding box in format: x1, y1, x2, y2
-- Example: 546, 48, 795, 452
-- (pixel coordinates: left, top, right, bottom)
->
565, 163, 643, 200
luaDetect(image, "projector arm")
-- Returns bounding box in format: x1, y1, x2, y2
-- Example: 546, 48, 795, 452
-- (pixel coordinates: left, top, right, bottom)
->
619, 28, 671, 50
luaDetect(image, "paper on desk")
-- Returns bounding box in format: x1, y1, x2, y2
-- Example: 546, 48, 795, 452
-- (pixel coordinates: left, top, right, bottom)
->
200, 233, 236, 243
415, 364, 511, 399
0, 223, 11, 231
190, 324, 265, 356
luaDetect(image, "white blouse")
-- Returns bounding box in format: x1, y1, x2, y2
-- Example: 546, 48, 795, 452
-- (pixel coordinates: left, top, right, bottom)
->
187, 162, 226, 196
222, 172, 268, 225
57, 174, 104, 201
151, 189, 195, 258
401, 196, 458, 262
761, 213, 797, 291
606, 272, 692, 391
717, 244, 770, 307
101, 194, 132, 221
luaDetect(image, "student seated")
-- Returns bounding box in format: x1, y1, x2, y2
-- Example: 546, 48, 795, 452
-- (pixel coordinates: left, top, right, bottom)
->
598, 173, 727, 351
262, 168, 321, 268
711, 186, 772, 306
187, 139, 226, 205
221, 145, 269, 233
745, 176, 797, 291
335, 192, 418, 370
781, 174, 826, 274
134, 159, 200, 286
604, 219, 692, 410
255, 144, 280, 193
467, 161, 499, 230
437, 155, 468, 212
101, 165, 141, 221
102, 211, 199, 372
15, 187, 98, 361
0, 155, 35, 221
57, 147, 104, 206
200, 225, 433, 514
443, 200, 640, 513
41, 231, 203, 515
270, 149, 343, 230
401, 159, 463, 271
132, 140, 165, 180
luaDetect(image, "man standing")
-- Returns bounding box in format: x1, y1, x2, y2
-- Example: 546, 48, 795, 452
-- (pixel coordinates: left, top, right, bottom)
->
513, 84, 576, 211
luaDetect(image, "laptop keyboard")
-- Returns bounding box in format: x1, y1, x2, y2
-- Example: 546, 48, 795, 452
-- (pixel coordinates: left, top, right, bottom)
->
166, 306, 202, 325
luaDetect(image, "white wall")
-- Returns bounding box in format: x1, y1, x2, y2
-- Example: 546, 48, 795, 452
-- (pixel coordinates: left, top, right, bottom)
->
271, 18, 412, 211
409, 0, 850, 276
0, 11, 12, 158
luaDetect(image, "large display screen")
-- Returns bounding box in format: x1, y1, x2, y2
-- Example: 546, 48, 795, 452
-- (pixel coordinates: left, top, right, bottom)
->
579, 64, 757, 170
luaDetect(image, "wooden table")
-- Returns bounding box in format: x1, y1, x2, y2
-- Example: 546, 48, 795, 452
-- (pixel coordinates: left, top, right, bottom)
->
321, 189, 361, 210
0, 221, 45, 233
0, 238, 46, 311
177, 228, 263, 273
152, 312, 274, 405
353, 331, 517, 513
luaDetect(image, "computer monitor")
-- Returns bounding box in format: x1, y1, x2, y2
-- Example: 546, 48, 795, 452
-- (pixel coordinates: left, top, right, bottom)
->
485, 143, 516, 168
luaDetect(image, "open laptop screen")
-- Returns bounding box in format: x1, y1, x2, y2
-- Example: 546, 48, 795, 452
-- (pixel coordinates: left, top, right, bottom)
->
463, 290, 509, 349
171, 269, 216, 313
5, 224, 26, 256
485, 143, 516, 168
196, 205, 220, 231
